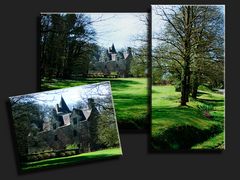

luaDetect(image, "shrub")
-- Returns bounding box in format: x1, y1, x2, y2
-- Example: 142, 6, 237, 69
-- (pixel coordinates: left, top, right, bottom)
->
65, 151, 72, 156
71, 150, 76, 155
43, 153, 51, 159
197, 104, 214, 119
59, 152, 65, 157
50, 152, 56, 158
197, 104, 214, 111
31, 155, 39, 161
65, 144, 78, 150
37, 154, 44, 160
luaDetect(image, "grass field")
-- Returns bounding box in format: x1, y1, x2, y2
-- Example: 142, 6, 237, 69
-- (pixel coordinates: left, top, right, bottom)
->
21, 148, 122, 172
152, 85, 224, 151
41, 78, 148, 130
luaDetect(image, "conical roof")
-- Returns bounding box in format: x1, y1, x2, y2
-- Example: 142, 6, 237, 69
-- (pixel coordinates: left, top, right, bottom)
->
59, 96, 71, 113
111, 43, 117, 54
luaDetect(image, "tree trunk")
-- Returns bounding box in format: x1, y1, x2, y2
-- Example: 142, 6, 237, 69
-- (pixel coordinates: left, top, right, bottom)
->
180, 6, 192, 106
192, 82, 198, 99
191, 73, 199, 99
181, 62, 190, 105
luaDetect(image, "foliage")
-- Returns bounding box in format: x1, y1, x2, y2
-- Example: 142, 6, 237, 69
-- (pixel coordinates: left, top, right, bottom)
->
130, 45, 148, 77
65, 144, 78, 150
40, 14, 97, 79
97, 111, 120, 148
197, 103, 214, 111
9, 99, 48, 158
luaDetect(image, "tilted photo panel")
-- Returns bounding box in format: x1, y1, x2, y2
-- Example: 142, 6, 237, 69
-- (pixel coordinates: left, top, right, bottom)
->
40, 12, 149, 130
9, 82, 122, 172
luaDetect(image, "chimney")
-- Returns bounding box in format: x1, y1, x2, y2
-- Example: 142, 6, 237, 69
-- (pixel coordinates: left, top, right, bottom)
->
55, 104, 60, 113
88, 98, 95, 109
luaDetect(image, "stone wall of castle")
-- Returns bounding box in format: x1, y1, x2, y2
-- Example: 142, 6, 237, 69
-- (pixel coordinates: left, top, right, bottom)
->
28, 120, 90, 154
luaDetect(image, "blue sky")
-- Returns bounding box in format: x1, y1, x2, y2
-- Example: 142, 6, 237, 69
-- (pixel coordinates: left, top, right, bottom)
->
86, 13, 147, 50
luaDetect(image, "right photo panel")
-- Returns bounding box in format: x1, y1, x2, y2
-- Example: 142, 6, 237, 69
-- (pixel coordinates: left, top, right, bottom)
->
151, 5, 225, 151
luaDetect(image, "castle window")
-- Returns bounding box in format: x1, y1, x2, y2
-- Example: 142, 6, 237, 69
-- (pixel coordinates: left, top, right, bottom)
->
54, 135, 58, 141
73, 117, 77, 125
53, 123, 56, 130
73, 130, 77, 137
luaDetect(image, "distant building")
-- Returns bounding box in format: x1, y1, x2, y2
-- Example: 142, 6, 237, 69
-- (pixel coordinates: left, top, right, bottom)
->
28, 97, 99, 154
90, 44, 133, 77
107, 43, 117, 61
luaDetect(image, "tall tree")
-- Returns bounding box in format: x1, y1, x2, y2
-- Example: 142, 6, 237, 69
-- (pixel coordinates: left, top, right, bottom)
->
153, 5, 224, 105
40, 13, 97, 80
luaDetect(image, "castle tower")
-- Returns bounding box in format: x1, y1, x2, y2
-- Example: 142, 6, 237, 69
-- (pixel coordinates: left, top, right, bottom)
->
109, 43, 117, 61
54, 96, 71, 127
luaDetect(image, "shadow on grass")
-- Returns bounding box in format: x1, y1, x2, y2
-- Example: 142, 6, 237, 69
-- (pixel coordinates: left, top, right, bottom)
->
197, 91, 209, 96
41, 78, 142, 91
196, 98, 224, 106
151, 124, 222, 152
151, 105, 224, 152
152, 106, 206, 122
113, 93, 148, 130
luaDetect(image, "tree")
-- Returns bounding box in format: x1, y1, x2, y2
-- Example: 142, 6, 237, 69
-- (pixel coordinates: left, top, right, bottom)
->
97, 111, 119, 148
10, 98, 46, 159
130, 13, 149, 78
153, 5, 224, 104
190, 6, 224, 98
40, 13, 97, 79
130, 46, 148, 77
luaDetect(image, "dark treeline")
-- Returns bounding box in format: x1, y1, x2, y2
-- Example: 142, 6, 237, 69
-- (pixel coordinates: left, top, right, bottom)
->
40, 14, 98, 79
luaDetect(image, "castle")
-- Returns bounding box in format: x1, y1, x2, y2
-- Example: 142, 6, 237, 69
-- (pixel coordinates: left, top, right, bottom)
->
28, 97, 99, 154
90, 44, 133, 77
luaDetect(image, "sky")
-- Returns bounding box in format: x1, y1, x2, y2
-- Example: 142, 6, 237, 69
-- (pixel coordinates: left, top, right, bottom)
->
86, 13, 147, 50
10, 82, 112, 111
151, 5, 225, 48
151, 5, 166, 48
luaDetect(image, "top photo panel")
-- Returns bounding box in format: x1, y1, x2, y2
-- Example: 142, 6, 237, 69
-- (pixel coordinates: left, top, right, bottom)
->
151, 5, 225, 151
39, 13, 149, 131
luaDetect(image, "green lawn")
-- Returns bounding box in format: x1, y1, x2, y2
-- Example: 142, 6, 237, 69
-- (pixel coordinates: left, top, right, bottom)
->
41, 78, 148, 130
21, 148, 122, 172
152, 85, 224, 151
